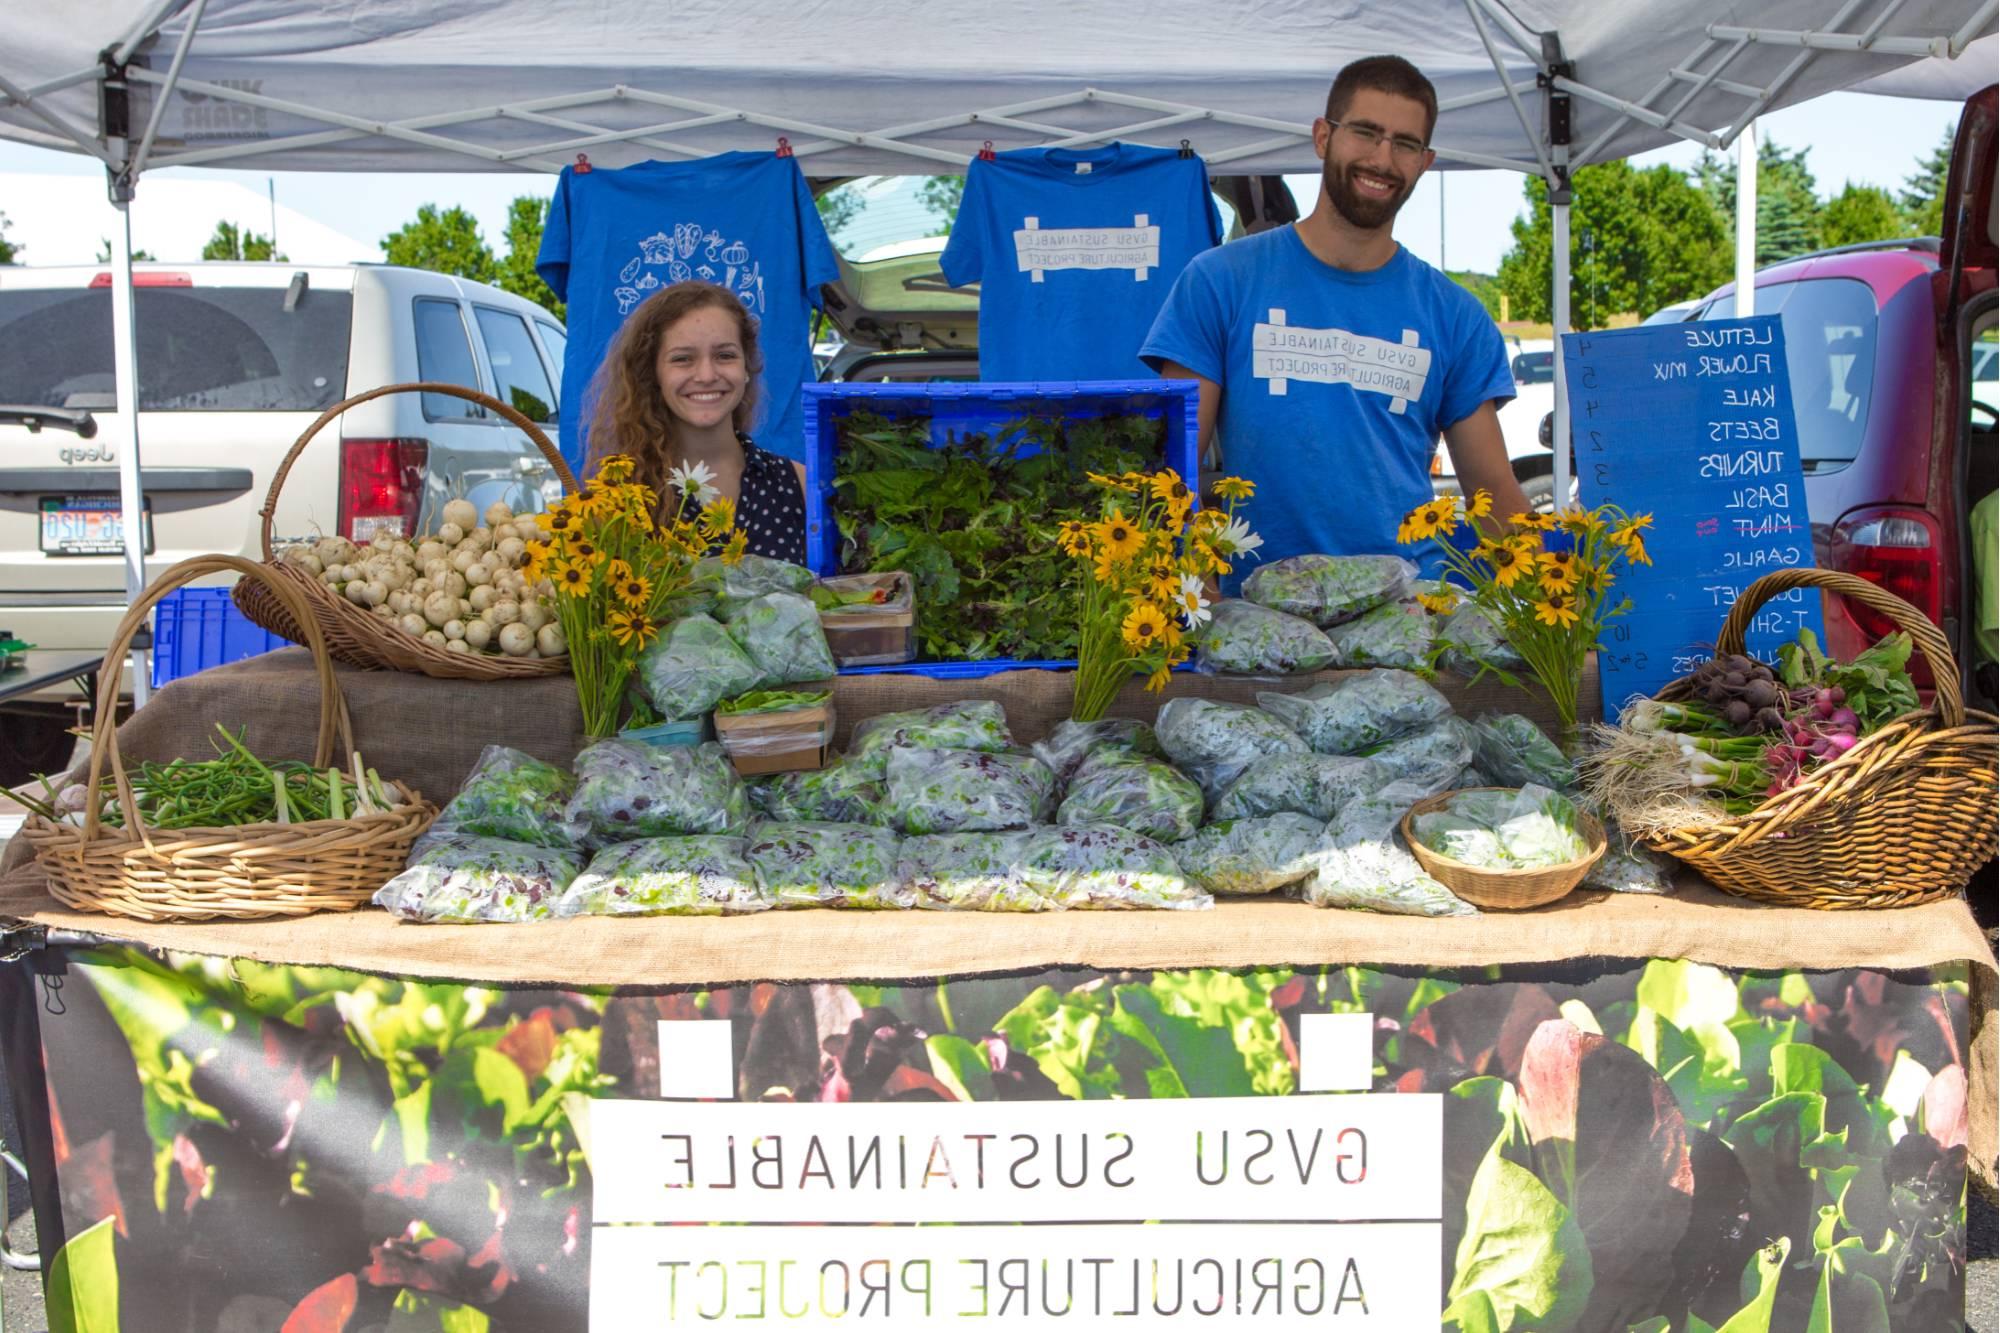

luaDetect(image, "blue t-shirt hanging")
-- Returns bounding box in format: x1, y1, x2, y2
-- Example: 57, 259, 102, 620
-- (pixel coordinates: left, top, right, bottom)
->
537, 152, 841, 468
939, 143, 1222, 382
1140, 228, 1513, 591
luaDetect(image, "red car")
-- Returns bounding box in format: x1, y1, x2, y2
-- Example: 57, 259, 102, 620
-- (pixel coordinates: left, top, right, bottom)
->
1682, 85, 1996, 705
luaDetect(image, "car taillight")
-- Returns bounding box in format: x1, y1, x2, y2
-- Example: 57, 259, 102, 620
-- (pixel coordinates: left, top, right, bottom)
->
1830, 506, 1941, 687
87, 271, 192, 287
338, 438, 428, 542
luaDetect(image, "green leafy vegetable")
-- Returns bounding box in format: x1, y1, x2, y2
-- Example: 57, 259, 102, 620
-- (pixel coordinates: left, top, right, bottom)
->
716, 688, 832, 715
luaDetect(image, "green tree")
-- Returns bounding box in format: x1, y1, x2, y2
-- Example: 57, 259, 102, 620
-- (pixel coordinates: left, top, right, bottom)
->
201, 220, 283, 261
1899, 127, 1952, 237
1695, 139, 1823, 264
815, 184, 862, 236
381, 203, 495, 282
0, 212, 18, 264
918, 175, 965, 235
1450, 270, 1503, 320
94, 238, 157, 262
1820, 182, 1908, 249
493, 195, 564, 320
1496, 160, 1731, 328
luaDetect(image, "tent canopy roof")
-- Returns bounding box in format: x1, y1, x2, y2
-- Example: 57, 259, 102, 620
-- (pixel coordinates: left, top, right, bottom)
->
1, 0, 1993, 182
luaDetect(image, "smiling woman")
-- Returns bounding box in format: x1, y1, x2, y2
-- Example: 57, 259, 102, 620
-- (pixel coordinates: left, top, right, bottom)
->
583, 281, 807, 564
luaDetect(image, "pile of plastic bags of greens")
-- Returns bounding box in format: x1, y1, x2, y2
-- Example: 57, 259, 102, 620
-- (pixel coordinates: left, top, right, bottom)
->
1181, 554, 1423, 678
1242, 553, 1414, 627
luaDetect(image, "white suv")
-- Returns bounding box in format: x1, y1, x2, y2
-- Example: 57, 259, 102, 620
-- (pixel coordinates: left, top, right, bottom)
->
0, 260, 568, 715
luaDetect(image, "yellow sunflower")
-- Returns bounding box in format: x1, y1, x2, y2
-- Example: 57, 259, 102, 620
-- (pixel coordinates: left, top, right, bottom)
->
544, 506, 575, 535
1622, 534, 1653, 566
1211, 475, 1255, 502
518, 544, 547, 585
1398, 501, 1449, 546
607, 609, 660, 647
720, 530, 749, 566
611, 564, 652, 609
1121, 601, 1171, 652
1145, 561, 1180, 602
1057, 520, 1092, 557
595, 455, 637, 484
1144, 665, 1173, 692
1539, 549, 1581, 591
1416, 586, 1462, 614
1534, 591, 1581, 628
550, 558, 591, 597
1610, 512, 1655, 546
1085, 471, 1136, 491
1510, 510, 1557, 532
1556, 505, 1602, 535
1097, 515, 1143, 564
1148, 472, 1194, 511
1464, 489, 1494, 521
1480, 540, 1533, 588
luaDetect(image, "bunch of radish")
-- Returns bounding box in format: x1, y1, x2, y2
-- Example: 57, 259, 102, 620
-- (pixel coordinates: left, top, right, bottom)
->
1762, 685, 1860, 795
279, 498, 565, 658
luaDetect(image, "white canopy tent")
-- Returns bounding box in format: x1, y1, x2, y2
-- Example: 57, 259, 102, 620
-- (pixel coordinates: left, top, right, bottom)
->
1, 0, 1993, 622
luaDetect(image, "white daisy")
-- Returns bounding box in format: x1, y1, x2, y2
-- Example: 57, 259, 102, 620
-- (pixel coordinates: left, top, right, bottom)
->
1214, 516, 1264, 558
1178, 573, 1213, 629
668, 460, 721, 506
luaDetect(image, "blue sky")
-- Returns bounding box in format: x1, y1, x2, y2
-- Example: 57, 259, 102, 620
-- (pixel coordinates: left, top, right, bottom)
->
0, 90, 1966, 278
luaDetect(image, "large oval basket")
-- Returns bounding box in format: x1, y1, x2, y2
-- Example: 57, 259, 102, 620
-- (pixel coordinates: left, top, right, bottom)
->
23, 555, 435, 921
232, 381, 580, 681
1638, 568, 1998, 909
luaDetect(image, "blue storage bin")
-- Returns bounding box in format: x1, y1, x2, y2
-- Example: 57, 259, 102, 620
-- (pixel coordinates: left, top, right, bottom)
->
620, 718, 711, 747
151, 587, 291, 688
800, 380, 1200, 680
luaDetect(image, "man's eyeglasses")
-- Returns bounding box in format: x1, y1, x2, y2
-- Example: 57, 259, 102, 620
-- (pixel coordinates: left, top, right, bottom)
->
1327, 120, 1429, 163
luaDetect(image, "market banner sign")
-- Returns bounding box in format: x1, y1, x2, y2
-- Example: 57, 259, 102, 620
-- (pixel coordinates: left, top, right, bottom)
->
11, 948, 1971, 1332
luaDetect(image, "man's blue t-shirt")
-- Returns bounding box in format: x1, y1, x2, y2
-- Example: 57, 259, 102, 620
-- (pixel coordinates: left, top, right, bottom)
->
537, 152, 840, 469
1140, 227, 1513, 590
940, 143, 1222, 382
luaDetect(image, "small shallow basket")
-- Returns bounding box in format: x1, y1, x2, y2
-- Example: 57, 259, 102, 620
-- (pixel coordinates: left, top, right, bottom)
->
1401, 788, 1607, 911
23, 555, 436, 922
233, 381, 579, 681
1637, 567, 1998, 909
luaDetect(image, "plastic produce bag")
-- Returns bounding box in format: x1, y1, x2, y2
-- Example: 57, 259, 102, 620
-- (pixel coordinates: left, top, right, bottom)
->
902, 831, 1042, 911
1257, 670, 1454, 755
727, 592, 837, 686
1299, 783, 1476, 916
697, 553, 816, 619
637, 614, 763, 721
1472, 713, 1578, 791
750, 758, 891, 825
745, 820, 911, 909
1056, 749, 1204, 844
1193, 599, 1336, 675
374, 833, 583, 923
431, 745, 581, 848
1493, 786, 1590, 866
1437, 601, 1525, 675
1325, 599, 1436, 670
1155, 698, 1307, 802
1582, 822, 1675, 894
1209, 752, 1387, 823
1409, 785, 1589, 869
1241, 553, 1415, 627
1365, 718, 1479, 793
556, 836, 766, 916
1409, 813, 1507, 866
849, 701, 1013, 779
565, 740, 750, 843
1016, 825, 1209, 910
1172, 813, 1326, 895
886, 748, 1056, 834
1032, 718, 1160, 785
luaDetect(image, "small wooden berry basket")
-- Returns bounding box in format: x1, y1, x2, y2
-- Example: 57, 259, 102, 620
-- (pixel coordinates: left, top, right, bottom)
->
1401, 788, 1607, 910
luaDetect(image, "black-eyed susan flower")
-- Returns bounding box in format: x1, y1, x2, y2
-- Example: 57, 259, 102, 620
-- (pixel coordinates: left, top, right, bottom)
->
1480, 540, 1533, 587
551, 558, 590, 596
1211, 475, 1255, 502
1097, 515, 1143, 563
1534, 591, 1580, 628
1539, 549, 1581, 591
1464, 489, 1494, 521
1122, 601, 1170, 651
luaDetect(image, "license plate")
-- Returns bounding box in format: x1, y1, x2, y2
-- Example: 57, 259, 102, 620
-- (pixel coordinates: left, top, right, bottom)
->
38, 495, 155, 556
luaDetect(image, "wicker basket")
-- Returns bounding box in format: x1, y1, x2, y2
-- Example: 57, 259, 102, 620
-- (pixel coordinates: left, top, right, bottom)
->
1401, 788, 1608, 910
232, 381, 580, 681
1638, 568, 1998, 909
23, 555, 436, 922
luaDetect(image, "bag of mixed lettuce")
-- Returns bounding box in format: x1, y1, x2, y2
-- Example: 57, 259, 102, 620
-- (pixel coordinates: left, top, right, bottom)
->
1472, 713, 1578, 791
887, 748, 1056, 834
1241, 553, 1415, 627
1193, 599, 1337, 675
1257, 669, 1454, 755
565, 739, 750, 843
1364, 717, 1479, 793
1411, 785, 1590, 868
556, 836, 766, 916
431, 745, 581, 848
1056, 749, 1204, 844
697, 553, 816, 620
1172, 813, 1326, 895
1582, 821, 1675, 894
902, 831, 1043, 911
848, 701, 1013, 779
750, 757, 892, 825
744, 820, 911, 909
637, 614, 763, 721
1031, 717, 1160, 785
1155, 698, 1308, 803
1436, 601, 1525, 676
1324, 599, 1436, 670
1299, 783, 1476, 916
374, 833, 584, 923
1016, 825, 1210, 910
1209, 752, 1387, 823
726, 592, 838, 686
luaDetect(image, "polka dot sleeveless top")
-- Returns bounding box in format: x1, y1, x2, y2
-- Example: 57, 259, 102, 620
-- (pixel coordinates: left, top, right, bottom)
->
717, 435, 807, 566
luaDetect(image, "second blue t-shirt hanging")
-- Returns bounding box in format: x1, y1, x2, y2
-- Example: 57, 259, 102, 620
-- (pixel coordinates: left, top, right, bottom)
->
939, 143, 1223, 383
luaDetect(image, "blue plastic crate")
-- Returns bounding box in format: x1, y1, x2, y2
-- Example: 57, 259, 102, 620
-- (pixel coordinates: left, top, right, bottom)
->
801, 380, 1199, 679
151, 587, 291, 689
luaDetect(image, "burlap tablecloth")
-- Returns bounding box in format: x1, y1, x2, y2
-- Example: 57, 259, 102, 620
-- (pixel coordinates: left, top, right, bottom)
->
2, 650, 1991, 1178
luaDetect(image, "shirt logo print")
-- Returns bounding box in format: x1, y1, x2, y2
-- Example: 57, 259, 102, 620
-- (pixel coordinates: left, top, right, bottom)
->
1251, 308, 1431, 414
1012, 215, 1163, 282
615, 228, 765, 315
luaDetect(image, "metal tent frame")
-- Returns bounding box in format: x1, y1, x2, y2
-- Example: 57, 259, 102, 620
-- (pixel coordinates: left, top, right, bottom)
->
1, 0, 1991, 623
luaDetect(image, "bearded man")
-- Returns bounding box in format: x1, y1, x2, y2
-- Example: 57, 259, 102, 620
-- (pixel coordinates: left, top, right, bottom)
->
1142, 56, 1530, 586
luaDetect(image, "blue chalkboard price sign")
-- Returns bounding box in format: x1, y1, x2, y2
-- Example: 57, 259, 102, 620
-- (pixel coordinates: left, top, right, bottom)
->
1560, 314, 1824, 710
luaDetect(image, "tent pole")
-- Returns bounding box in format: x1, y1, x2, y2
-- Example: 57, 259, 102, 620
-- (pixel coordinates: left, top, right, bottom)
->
107, 189, 150, 708
1543, 39, 1573, 512
1735, 119, 1758, 317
